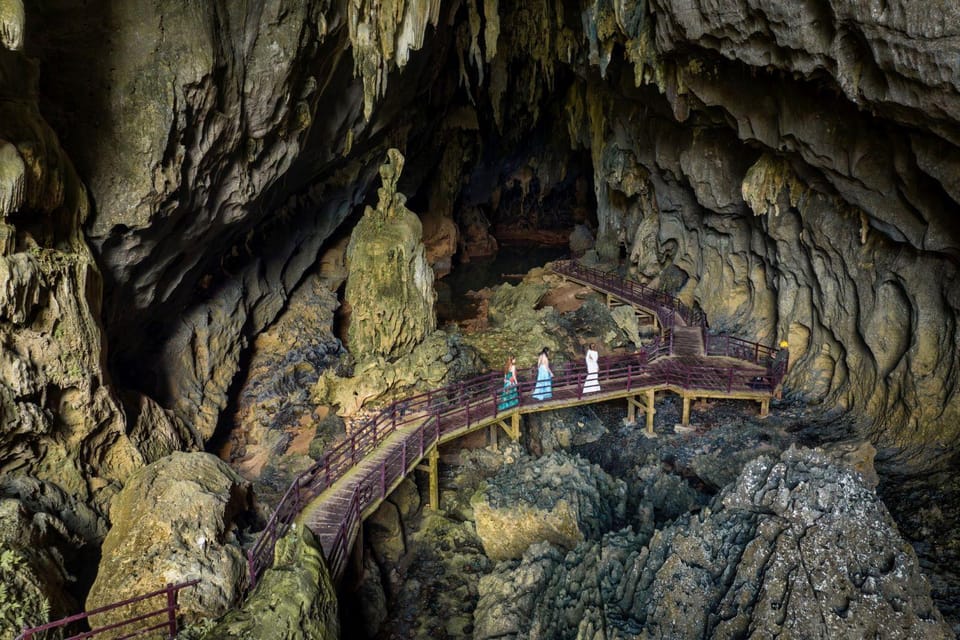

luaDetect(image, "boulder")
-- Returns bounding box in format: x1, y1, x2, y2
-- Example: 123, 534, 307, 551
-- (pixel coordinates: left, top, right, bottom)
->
524, 406, 607, 456
86, 453, 252, 631
366, 500, 406, 567
471, 450, 626, 561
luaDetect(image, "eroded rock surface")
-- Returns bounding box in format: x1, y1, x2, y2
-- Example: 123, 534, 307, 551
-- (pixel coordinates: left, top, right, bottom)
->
345, 149, 436, 361
0, 498, 76, 636
473, 447, 952, 640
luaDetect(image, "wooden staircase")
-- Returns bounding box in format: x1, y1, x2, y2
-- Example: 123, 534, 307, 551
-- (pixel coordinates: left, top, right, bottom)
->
672, 326, 705, 356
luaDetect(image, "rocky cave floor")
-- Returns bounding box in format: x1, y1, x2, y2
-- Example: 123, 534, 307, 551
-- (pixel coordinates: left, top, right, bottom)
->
349, 396, 960, 639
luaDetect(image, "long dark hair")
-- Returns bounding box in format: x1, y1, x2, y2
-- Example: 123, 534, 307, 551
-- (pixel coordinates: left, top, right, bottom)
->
540, 347, 549, 357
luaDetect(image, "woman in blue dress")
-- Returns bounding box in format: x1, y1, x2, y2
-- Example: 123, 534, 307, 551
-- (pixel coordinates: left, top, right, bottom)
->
498, 356, 519, 410
532, 347, 553, 400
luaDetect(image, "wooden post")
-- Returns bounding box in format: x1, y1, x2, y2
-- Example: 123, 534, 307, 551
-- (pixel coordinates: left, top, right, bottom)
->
759, 398, 769, 418
682, 395, 691, 426
645, 389, 656, 436
510, 412, 520, 441
427, 446, 439, 510
489, 423, 499, 451
626, 396, 636, 425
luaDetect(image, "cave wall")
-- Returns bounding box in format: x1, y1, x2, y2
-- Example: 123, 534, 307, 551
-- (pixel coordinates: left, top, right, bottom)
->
569, 0, 960, 451
2, 0, 957, 530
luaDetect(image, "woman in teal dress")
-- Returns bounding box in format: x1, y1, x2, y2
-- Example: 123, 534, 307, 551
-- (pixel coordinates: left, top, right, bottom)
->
532, 347, 553, 400
498, 356, 519, 410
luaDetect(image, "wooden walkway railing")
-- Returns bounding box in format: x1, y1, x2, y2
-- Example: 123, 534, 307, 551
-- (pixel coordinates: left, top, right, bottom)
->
22, 260, 786, 636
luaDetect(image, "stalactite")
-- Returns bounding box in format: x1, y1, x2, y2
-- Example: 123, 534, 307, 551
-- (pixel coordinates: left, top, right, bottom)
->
0, 0, 24, 51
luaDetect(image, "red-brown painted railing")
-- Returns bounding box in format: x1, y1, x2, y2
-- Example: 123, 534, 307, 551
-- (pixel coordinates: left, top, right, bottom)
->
16, 580, 199, 640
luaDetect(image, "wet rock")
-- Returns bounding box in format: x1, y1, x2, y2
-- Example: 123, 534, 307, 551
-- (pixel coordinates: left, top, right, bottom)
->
473, 446, 952, 639
86, 453, 252, 630
472, 450, 626, 561
200, 523, 338, 640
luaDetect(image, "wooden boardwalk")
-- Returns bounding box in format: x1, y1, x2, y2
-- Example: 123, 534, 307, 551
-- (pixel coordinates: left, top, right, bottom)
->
248, 260, 788, 585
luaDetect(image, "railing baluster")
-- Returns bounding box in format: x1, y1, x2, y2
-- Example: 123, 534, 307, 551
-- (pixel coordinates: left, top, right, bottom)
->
166, 583, 177, 637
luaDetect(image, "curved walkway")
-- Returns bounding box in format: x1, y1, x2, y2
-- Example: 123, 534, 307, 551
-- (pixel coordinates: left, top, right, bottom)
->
247, 260, 788, 585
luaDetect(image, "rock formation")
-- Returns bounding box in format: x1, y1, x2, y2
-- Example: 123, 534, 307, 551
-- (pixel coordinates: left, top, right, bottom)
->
199, 523, 339, 640
9, 0, 955, 469
472, 448, 626, 561
0, 498, 76, 636
1, 2, 188, 529
86, 453, 252, 630
0, 0, 957, 634
345, 149, 436, 361
473, 447, 953, 639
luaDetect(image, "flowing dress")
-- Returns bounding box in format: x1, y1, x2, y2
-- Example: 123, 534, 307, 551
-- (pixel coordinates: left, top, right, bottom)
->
532, 357, 553, 400
583, 349, 600, 393
498, 370, 519, 410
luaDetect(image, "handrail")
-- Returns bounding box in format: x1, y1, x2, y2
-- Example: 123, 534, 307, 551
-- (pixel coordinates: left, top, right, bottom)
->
550, 260, 707, 328
16, 579, 199, 640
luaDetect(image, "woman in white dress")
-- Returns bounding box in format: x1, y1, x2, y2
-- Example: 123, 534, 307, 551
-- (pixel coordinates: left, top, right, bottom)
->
583, 343, 600, 393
